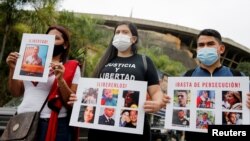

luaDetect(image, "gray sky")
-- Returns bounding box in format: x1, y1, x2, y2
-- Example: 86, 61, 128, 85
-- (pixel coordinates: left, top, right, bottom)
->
60, 0, 250, 49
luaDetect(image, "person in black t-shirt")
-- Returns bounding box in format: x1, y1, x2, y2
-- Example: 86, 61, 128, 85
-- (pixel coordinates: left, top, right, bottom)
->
68, 21, 170, 141
90, 21, 169, 141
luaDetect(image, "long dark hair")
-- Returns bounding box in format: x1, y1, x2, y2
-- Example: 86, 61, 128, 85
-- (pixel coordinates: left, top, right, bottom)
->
46, 25, 70, 63
92, 21, 139, 77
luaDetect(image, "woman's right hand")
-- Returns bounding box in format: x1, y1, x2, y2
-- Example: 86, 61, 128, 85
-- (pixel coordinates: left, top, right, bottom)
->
67, 93, 78, 107
6, 52, 19, 70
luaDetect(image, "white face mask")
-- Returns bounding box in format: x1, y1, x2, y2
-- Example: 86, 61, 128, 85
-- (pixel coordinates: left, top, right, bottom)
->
112, 34, 132, 51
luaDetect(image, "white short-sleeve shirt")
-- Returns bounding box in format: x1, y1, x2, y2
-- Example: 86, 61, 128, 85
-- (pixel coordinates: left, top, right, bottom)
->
17, 66, 81, 118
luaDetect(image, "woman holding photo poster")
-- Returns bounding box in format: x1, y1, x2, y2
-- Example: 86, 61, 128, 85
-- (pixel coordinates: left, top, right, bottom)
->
6, 25, 81, 141
90, 20, 167, 141
68, 21, 170, 141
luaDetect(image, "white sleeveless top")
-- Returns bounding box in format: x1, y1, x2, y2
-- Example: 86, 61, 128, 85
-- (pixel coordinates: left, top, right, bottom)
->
17, 66, 80, 118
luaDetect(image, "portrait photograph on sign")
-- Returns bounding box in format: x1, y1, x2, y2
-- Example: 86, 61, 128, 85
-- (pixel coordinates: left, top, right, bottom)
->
196, 90, 215, 109
222, 90, 242, 110
78, 105, 96, 124
119, 109, 138, 128
13, 33, 55, 82
196, 110, 215, 130
70, 78, 147, 134
172, 109, 190, 128
98, 107, 116, 126
173, 90, 191, 108
81, 88, 98, 104
19, 44, 48, 77
222, 111, 242, 125
165, 77, 250, 133
101, 88, 118, 106
122, 90, 139, 108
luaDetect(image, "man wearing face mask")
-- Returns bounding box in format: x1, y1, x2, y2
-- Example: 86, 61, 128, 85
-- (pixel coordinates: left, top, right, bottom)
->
183, 29, 250, 141
185, 29, 238, 77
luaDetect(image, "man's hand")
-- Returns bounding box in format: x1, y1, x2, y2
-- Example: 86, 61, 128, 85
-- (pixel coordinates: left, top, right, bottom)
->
161, 95, 171, 108
144, 100, 162, 113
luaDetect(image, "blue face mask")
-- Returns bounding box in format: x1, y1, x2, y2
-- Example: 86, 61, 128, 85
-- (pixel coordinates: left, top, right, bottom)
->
197, 47, 219, 66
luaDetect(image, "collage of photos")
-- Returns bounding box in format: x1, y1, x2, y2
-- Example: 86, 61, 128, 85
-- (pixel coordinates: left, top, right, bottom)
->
172, 90, 216, 130
120, 90, 140, 128
172, 90, 191, 128
195, 90, 215, 130
77, 87, 140, 129
70, 78, 147, 134
165, 77, 249, 133
222, 91, 243, 125
171, 89, 243, 131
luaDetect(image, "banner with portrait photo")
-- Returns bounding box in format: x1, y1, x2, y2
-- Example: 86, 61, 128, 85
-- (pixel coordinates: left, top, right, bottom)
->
164, 77, 250, 133
13, 33, 55, 82
69, 78, 147, 134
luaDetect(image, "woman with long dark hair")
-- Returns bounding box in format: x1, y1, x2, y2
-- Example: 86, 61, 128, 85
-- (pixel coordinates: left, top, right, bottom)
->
89, 21, 165, 141
6, 25, 80, 141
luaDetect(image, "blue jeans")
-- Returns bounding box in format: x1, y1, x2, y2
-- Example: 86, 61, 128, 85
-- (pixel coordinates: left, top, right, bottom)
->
37, 117, 72, 141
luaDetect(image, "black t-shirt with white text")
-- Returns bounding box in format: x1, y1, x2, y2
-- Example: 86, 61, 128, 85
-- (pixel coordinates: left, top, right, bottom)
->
99, 54, 159, 86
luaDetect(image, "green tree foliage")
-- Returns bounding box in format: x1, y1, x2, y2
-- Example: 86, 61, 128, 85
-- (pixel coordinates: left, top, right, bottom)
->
139, 46, 187, 76
0, 0, 60, 106
22, 0, 60, 33
57, 11, 110, 76
236, 61, 250, 76
0, 0, 31, 106
0, 0, 60, 65
0, 0, 25, 65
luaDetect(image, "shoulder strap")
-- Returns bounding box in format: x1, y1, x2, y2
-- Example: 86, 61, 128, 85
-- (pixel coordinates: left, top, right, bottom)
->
142, 55, 147, 72
39, 96, 49, 112
230, 68, 243, 76
184, 69, 195, 76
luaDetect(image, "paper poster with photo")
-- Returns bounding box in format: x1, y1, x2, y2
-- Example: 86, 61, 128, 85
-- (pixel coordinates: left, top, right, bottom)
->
164, 77, 250, 133
70, 78, 147, 134
13, 33, 55, 82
